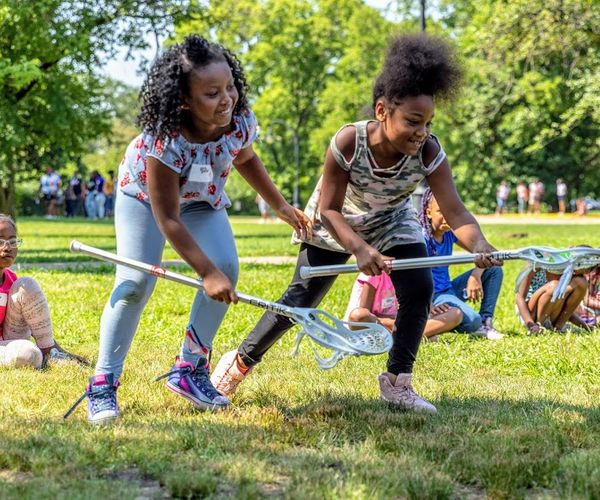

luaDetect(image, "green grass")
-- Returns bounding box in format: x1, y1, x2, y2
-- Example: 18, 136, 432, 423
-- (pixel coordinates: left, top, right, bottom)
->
3, 219, 600, 498
14, 216, 298, 263
14, 215, 600, 264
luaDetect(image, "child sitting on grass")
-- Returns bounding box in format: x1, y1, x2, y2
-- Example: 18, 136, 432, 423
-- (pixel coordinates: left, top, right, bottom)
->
575, 265, 600, 327
515, 266, 590, 334
0, 214, 86, 369
419, 189, 505, 340
344, 271, 462, 341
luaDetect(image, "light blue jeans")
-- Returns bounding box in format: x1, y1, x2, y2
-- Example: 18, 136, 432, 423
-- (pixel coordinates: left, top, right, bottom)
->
96, 191, 238, 378
432, 266, 503, 332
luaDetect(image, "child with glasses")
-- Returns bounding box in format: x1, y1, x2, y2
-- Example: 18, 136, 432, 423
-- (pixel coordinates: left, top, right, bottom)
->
0, 214, 86, 368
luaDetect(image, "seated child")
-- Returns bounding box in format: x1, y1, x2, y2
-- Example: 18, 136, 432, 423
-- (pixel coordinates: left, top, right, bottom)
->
516, 266, 590, 334
0, 214, 86, 368
419, 189, 504, 340
575, 265, 600, 327
344, 271, 463, 340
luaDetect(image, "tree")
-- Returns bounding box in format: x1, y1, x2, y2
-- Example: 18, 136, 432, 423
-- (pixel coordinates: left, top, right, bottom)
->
434, 0, 600, 210
0, 0, 200, 215
81, 81, 140, 178
177, 0, 392, 205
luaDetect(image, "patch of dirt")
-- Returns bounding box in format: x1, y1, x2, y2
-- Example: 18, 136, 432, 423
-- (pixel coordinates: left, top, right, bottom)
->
0, 469, 34, 484
103, 467, 170, 499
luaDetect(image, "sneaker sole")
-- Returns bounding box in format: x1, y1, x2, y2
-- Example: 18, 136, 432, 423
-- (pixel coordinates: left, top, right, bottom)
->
89, 412, 120, 425
166, 381, 229, 411
380, 396, 438, 414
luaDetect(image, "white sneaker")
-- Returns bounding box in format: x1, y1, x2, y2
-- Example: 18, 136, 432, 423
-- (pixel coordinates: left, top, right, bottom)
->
472, 317, 504, 340
210, 350, 253, 398
378, 372, 437, 413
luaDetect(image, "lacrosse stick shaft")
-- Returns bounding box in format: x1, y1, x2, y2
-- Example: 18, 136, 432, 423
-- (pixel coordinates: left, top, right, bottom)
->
298, 250, 533, 279
298, 253, 513, 279
70, 240, 294, 318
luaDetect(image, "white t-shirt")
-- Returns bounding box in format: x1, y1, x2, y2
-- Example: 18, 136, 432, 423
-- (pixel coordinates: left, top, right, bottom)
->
40, 172, 61, 195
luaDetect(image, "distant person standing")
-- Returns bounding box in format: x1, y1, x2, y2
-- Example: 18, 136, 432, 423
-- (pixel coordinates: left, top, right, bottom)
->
535, 179, 545, 213
85, 171, 106, 220
255, 194, 270, 223
528, 179, 538, 214
556, 178, 567, 214
66, 171, 84, 217
104, 170, 115, 218
39, 166, 61, 219
495, 180, 509, 215
516, 181, 528, 214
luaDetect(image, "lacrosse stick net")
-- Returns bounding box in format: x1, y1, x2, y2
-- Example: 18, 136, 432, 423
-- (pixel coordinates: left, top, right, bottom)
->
70, 241, 392, 369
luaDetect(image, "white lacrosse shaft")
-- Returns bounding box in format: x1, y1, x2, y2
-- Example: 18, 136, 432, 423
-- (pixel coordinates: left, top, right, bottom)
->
300, 246, 600, 279
299, 252, 500, 279
70, 240, 295, 318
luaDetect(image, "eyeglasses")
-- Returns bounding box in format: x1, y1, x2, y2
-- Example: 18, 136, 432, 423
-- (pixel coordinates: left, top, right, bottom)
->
0, 238, 22, 249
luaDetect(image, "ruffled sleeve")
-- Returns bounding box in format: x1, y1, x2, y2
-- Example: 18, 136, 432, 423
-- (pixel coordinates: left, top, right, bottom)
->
235, 109, 259, 150
147, 135, 185, 174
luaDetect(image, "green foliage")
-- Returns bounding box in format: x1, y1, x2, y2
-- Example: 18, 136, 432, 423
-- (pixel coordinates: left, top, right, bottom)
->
175, 0, 598, 213
81, 81, 140, 178
177, 0, 392, 206
435, 0, 600, 211
0, 0, 201, 215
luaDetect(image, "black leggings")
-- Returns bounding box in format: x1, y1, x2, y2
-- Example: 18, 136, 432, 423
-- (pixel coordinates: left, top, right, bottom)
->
238, 242, 433, 374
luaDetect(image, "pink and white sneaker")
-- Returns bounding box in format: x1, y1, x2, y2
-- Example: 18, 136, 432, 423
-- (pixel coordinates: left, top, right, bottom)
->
378, 372, 437, 413
472, 317, 504, 340
210, 350, 253, 398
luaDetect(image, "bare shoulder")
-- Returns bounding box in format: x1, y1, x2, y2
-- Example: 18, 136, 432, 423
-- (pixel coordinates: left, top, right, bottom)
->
333, 125, 357, 163
421, 136, 442, 166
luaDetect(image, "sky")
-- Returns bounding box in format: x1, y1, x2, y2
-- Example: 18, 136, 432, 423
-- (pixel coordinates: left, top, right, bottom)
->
102, 0, 394, 87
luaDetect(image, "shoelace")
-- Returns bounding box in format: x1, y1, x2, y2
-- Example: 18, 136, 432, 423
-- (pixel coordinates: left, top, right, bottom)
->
390, 383, 419, 404
156, 364, 221, 400
63, 385, 116, 419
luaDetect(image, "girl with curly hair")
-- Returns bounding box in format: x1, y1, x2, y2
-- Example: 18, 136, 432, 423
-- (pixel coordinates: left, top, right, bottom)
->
69, 35, 311, 424
211, 33, 500, 413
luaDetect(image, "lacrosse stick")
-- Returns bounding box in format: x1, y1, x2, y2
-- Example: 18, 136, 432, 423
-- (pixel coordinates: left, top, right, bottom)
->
299, 246, 600, 302
70, 241, 392, 369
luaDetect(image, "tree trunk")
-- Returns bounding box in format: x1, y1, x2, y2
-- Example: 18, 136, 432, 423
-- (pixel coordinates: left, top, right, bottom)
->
0, 175, 16, 217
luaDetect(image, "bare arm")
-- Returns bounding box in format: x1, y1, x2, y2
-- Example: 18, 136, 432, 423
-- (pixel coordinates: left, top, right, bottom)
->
356, 280, 395, 332
234, 145, 311, 238
425, 142, 499, 268
319, 128, 390, 275
147, 157, 237, 304
357, 281, 376, 311
515, 271, 537, 330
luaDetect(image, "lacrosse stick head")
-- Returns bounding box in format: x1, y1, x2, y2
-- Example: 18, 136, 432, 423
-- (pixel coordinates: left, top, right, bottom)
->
289, 307, 392, 369
299, 308, 393, 355
567, 247, 600, 272
510, 246, 600, 273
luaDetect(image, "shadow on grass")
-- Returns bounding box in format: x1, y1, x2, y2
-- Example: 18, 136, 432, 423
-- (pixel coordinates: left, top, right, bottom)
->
3, 392, 600, 498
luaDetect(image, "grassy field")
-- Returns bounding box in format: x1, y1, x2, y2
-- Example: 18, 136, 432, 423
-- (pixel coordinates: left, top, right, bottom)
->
2, 218, 600, 498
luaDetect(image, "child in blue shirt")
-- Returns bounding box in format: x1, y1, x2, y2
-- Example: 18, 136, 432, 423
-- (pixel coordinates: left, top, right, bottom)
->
420, 188, 504, 339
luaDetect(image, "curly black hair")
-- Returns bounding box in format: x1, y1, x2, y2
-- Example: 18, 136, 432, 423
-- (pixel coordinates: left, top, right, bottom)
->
373, 33, 463, 109
137, 35, 249, 141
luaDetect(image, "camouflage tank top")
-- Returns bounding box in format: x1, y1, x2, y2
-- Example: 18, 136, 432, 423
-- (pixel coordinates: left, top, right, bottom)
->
294, 120, 446, 253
